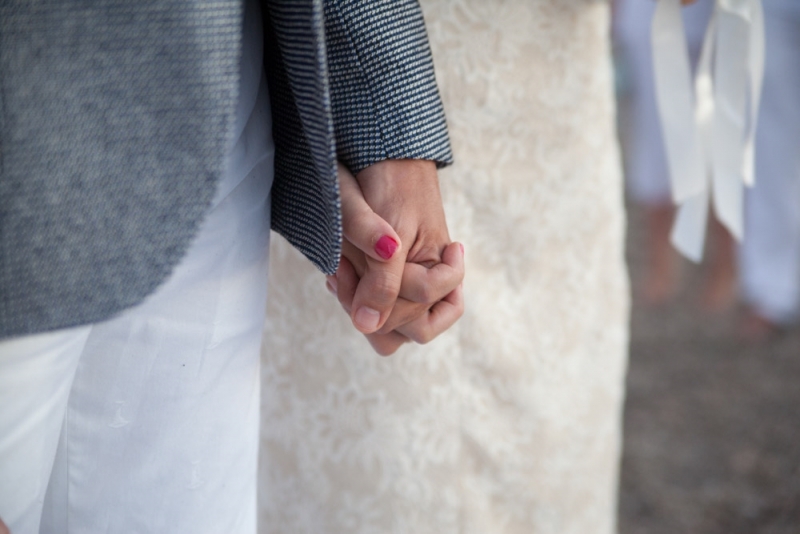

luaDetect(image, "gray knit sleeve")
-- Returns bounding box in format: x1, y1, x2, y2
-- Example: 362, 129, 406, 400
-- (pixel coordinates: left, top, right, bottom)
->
323, 0, 454, 174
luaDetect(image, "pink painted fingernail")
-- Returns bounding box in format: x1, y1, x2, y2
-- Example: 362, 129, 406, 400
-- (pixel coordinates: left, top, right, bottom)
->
375, 235, 399, 260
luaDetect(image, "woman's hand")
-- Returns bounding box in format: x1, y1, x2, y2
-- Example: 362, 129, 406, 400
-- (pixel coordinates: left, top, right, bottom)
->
331, 240, 464, 355
331, 161, 465, 355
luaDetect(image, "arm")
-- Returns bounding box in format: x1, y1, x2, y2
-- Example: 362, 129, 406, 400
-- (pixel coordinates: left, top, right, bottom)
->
322, 1, 464, 353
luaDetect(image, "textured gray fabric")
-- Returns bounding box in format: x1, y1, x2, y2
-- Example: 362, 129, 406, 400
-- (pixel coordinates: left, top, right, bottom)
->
0, 1, 242, 338
265, 0, 453, 274
0, 0, 453, 339
264, 0, 343, 274
323, 0, 453, 172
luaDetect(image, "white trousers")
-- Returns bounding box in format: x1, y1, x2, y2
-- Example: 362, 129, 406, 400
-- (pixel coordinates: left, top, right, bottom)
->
0, 153, 273, 534
1, 168, 272, 533
0, 4, 275, 526
740, 7, 800, 324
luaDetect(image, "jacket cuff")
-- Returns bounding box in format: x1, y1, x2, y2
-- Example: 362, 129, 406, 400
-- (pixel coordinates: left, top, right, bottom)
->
323, 0, 454, 174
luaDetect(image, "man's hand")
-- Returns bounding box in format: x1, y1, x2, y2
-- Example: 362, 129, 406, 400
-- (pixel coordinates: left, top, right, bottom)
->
332, 160, 465, 355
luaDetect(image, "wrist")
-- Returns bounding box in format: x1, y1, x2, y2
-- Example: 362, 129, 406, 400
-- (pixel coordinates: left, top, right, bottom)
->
355, 159, 440, 210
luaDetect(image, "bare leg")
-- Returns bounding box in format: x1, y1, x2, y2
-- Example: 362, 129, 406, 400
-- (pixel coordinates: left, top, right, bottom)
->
642, 203, 679, 305
701, 218, 738, 313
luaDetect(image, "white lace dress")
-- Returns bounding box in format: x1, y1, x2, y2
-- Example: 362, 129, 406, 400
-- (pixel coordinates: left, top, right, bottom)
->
259, 1, 629, 532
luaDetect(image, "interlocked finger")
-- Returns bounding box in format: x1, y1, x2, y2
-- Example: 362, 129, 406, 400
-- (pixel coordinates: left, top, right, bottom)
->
395, 284, 465, 344
397, 242, 464, 304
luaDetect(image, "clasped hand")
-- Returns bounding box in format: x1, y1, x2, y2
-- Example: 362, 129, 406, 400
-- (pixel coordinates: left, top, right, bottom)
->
326, 160, 465, 355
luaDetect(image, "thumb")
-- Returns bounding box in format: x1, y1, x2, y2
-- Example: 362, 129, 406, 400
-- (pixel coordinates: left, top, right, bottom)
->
338, 162, 402, 262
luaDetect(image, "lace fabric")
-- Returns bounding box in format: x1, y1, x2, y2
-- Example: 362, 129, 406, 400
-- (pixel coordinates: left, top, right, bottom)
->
260, 1, 629, 532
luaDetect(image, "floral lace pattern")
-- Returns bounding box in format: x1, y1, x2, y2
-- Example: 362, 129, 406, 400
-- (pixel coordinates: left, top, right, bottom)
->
259, 1, 629, 532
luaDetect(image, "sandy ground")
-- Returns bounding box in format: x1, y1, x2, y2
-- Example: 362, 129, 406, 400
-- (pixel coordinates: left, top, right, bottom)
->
619, 206, 800, 533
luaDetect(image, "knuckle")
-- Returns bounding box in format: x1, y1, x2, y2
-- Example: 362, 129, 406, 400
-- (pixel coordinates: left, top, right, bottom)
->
419, 329, 436, 344
415, 284, 437, 305
409, 326, 435, 345
407, 241, 442, 267
369, 275, 402, 305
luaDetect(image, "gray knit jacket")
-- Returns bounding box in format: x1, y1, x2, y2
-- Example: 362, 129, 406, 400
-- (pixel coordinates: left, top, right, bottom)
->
0, 0, 452, 339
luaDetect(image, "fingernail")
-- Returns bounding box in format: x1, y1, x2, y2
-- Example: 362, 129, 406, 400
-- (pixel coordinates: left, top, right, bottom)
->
326, 280, 337, 296
355, 306, 380, 331
459, 243, 465, 256
375, 235, 399, 260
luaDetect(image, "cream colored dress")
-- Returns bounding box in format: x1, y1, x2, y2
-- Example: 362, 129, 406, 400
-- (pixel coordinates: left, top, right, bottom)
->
259, 1, 629, 533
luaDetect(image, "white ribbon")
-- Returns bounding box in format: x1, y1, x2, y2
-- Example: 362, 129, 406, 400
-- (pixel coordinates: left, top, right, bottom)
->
652, 0, 764, 262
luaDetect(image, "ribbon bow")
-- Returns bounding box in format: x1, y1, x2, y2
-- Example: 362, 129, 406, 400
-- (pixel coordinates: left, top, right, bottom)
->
652, 0, 765, 261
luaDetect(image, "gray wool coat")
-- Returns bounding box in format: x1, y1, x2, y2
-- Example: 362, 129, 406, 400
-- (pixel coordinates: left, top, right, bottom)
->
0, 0, 452, 339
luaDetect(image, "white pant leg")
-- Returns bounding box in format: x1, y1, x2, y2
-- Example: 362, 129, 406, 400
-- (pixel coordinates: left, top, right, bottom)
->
39, 53, 274, 530
0, 327, 91, 533
41, 160, 272, 534
740, 9, 800, 324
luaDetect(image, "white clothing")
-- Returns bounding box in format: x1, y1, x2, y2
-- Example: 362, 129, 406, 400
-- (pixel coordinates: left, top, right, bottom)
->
615, 0, 714, 204
0, 328, 91, 534
0, 0, 274, 530
740, 4, 800, 323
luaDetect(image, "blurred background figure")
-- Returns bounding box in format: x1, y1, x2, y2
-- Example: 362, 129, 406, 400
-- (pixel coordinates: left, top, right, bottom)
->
618, 4, 800, 533
739, 0, 800, 339
613, 0, 736, 308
